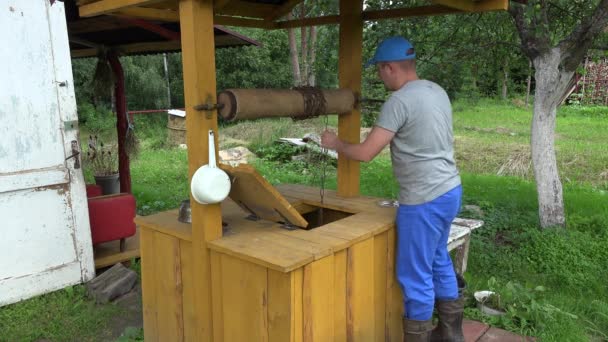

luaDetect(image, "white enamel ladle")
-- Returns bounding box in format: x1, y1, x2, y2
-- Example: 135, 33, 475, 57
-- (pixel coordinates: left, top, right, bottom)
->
190, 130, 231, 204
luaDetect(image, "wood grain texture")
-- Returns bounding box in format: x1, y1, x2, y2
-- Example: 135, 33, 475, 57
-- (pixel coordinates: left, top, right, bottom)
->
180, 241, 197, 342
268, 269, 292, 342
140, 227, 158, 342
303, 256, 334, 341
337, 0, 363, 197
220, 254, 269, 341
346, 239, 375, 341
154, 233, 184, 341
179, 0, 222, 340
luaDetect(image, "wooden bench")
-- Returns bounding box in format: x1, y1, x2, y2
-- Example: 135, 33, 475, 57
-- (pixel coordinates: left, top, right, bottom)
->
447, 218, 484, 274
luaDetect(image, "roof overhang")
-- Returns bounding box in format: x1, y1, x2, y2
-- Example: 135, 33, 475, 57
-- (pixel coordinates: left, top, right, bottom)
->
75, 0, 508, 30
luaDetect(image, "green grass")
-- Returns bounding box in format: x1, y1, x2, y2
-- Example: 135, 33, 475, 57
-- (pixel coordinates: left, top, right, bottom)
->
3, 100, 608, 341
0, 286, 121, 342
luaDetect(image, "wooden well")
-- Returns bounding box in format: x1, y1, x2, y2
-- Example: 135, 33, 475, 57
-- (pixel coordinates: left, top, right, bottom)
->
76, 1, 507, 341
136, 184, 405, 341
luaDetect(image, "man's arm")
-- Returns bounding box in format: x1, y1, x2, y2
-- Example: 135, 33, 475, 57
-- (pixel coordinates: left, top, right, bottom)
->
320, 126, 394, 162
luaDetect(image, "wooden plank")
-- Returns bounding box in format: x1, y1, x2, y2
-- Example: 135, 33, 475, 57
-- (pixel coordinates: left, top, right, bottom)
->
180, 242, 197, 342
215, 1, 276, 18
293, 268, 304, 342
93, 225, 140, 269
140, 227, 158, 342
154, 233, 184, 341
362, 4, 462, 21
333, 250, 347, 342
275, 15, 340, 29
220, 254, 269, 341
454, 235, 471, 274
135, 210, 192, 242
303, 256, 334, 342
374, 232, 388, 342
385, 228, 403, 342
264, 0, 304, 20
209, 251, 224, 342
179, 0, 222, 341
222, 164, 308, 228
214, 15, 275, 29
268, 269, 293, 342
346, 239, 374, 341
79, 0, 165, 17
71, 41, 182, 58
214, 0, 232, 11
0, 167, 68, 194
208, 231, 314, 272
337, 0, 363, 197
432, 0, 508, 12
114, 6, 179, 21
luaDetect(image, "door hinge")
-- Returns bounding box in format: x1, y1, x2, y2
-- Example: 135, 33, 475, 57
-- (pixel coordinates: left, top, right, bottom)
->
65, 140, 80, 169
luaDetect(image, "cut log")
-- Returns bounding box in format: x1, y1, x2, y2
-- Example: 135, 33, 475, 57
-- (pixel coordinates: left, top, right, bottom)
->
86, 263, 138, 304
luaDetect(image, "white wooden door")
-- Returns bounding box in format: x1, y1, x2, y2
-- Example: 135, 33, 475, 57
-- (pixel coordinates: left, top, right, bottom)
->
0, 1, 94, 306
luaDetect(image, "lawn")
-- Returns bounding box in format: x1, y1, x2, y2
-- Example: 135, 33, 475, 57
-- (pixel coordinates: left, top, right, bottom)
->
1, 100, 607, 341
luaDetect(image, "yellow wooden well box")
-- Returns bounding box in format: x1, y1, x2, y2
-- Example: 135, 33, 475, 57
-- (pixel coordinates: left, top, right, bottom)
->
136, 183, 406, 341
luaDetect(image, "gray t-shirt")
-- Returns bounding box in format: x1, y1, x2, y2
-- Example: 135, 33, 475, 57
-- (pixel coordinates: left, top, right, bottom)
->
375, 80, 460, 205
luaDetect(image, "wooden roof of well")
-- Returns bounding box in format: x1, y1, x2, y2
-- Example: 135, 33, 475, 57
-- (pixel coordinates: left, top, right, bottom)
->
64, 1, 260, 58
75, 0, 509, 31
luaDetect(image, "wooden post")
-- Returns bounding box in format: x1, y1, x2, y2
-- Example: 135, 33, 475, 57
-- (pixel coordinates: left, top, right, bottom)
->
108, 52, 132, 194
337, 0, 363, 197
179, 1, 221, 341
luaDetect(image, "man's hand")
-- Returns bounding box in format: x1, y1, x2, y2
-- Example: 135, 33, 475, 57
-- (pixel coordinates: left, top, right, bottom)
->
321, 129, 342, 151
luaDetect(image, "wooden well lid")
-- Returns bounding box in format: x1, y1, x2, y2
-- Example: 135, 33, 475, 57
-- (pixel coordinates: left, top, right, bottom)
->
220, 164, 308, 228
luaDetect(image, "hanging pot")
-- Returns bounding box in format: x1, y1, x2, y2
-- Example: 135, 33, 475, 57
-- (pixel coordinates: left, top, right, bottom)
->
190, 130, 231, 204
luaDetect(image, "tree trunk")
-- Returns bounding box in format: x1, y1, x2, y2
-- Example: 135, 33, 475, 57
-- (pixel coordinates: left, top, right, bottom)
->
526, 59, 532, 107
532, 49, 571, 228
501, 59, 509, 100
287, 14, 301, 86
300, 4, 308, 85
308, 26, 317, 86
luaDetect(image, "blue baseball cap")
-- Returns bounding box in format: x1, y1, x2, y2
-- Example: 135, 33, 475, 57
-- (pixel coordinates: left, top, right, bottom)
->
365, 36, 416, 67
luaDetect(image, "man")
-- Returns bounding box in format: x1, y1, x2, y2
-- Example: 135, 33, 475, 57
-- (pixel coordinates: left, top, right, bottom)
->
321, 36, 464, 341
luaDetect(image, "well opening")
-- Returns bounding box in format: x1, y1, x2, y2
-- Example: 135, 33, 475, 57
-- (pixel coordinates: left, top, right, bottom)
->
299, 206, 354, 229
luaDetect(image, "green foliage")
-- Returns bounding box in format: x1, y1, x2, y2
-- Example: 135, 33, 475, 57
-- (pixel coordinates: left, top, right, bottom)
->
253, 143, 306, 163
0, 285, 120, 342
116, 327, 144, 342
76, 102, 116, 134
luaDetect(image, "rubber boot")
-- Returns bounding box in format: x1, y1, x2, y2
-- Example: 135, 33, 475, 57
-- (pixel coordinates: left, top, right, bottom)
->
403, 318, 433, 342
431, 296, 465, 342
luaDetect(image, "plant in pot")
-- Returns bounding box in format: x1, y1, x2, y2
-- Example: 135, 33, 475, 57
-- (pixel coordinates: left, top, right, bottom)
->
85, 135, 119, 195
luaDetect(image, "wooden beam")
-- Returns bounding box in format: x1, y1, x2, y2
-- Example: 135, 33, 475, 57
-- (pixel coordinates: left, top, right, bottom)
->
117, 17, 181, 40
79, 0, 165, 17
214, 0, 232, 11
214, 15, 275, 29
179, 0, 221, 341
362, 5, 463, 21
264, 0, 303, 21
114, 7, 179, 21
337, 0, 362, 197
432, 0, 508, 12
71, 41, 181, 58
275, 15, 340, 29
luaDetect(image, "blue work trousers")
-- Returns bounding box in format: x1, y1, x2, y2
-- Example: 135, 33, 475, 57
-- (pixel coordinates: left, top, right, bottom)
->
395, 185, 462, 320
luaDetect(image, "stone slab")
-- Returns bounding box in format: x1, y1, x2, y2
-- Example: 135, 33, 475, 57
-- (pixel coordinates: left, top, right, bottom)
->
478, 327, 533, 342
464, 319, 490, 342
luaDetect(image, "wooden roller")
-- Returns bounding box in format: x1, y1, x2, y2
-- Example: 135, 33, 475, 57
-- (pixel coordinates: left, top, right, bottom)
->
217, 88, 357, 121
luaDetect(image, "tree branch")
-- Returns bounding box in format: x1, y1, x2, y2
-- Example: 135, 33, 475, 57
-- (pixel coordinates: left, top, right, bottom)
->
508, 2, 542, 58
559, 0, 608, 71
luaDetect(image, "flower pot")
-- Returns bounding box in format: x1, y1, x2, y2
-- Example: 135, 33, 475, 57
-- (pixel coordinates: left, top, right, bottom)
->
474, 290, 506, 316
94, 173, 120, 195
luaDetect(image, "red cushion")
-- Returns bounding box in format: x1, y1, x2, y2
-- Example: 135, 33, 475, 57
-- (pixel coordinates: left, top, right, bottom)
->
88, 193, 136, 245
86, 184, 103, 198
